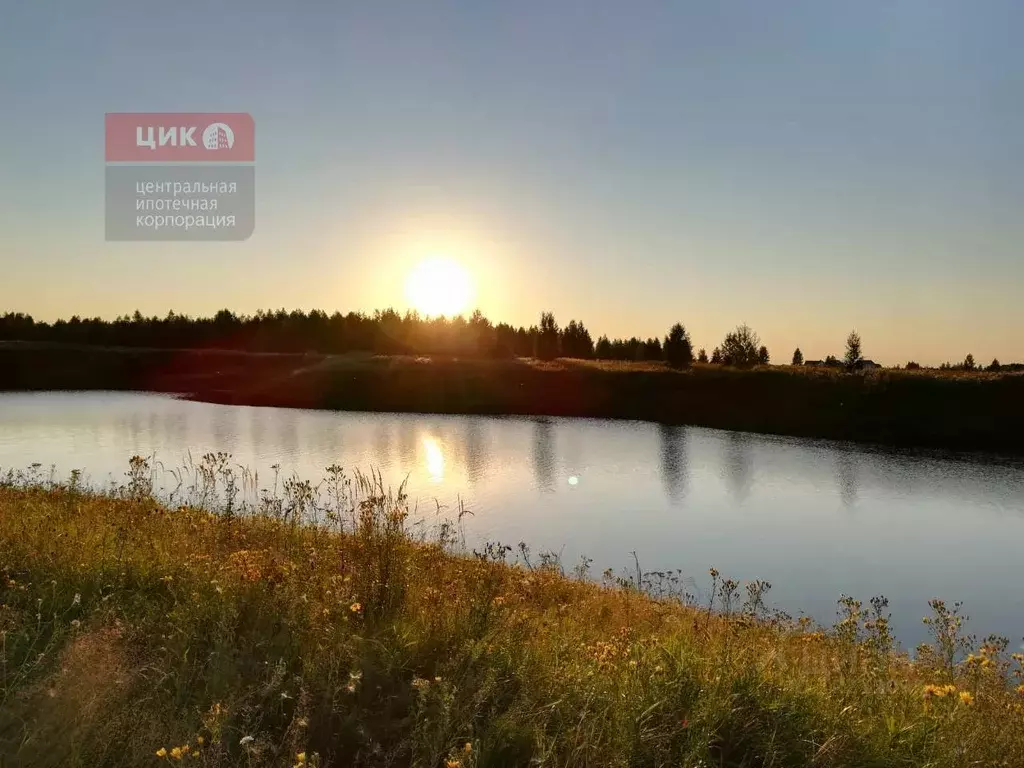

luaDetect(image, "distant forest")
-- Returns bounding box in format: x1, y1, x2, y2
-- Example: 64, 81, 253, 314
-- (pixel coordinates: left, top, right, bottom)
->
0, 309, 1016, 371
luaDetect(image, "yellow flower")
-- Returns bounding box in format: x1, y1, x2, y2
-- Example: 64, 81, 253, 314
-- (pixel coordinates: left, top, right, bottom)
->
296, 753, 307, 764
156, 747, 168, 758
349, 602, 362, 614
196, 737, 204, 746
170, 746, 183, 760
959, 691, 974, 705
463, 741, 473, 754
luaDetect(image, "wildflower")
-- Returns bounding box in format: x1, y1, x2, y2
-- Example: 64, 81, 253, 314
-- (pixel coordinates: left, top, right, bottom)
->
446, 761, 461, 768
959, 691, 975, 705
411, 677, 430, 690
434, 676, 443, 683
296, 753, 307, 764
72, 592, 81, 606
71, 619, 80, 628
156, 747, 168, 758
170, 746, 183, 760
196, 736, 204, 745
349, 602, 362, 614
463, 742, 472, 754
239, 735, 254, 747
349, 670, 362, 682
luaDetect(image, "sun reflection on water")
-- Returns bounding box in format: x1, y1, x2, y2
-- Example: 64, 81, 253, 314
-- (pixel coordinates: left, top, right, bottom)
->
422, 435, 445, 481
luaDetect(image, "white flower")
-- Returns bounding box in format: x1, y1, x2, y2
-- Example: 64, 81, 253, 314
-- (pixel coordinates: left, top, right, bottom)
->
71, 619, 81, 628
239, 735, 254, 747
72, 593, 81, 606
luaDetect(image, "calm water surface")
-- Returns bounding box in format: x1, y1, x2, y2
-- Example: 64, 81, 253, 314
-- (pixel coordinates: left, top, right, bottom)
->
2, 391, 1023, 650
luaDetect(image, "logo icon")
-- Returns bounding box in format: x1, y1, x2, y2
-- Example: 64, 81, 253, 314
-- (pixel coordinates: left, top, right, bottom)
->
202, 122, 235, 150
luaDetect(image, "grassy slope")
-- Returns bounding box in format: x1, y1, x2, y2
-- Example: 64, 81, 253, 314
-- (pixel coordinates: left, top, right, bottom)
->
1, 470, 1023, 767
4, 345, 1024, 454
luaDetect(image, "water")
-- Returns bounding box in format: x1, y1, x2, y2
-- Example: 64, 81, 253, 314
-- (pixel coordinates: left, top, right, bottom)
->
2, 390, 1023, 650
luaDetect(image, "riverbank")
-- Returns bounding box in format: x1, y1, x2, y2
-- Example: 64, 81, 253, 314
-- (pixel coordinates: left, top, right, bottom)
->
3, 342, 1024, 455
2, 466, 1023, 767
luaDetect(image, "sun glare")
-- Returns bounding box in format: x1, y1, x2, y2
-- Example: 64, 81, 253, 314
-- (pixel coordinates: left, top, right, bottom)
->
405, 258, 474, 318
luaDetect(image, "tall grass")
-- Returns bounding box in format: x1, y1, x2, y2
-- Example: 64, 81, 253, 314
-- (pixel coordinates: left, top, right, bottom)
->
1, 456, 1023, 767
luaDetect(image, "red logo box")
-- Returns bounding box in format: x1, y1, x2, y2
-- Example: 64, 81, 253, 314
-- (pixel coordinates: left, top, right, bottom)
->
106, 113, 255, 162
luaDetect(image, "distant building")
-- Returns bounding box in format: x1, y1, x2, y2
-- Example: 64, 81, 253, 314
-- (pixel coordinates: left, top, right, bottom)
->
857, 359, 880, 370
804, 360, 823, 367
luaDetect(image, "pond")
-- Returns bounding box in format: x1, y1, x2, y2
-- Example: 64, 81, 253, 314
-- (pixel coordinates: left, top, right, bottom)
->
2, 391, 1023, 650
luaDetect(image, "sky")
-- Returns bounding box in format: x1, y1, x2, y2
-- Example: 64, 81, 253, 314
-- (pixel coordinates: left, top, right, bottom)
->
1, 0, 1022, 365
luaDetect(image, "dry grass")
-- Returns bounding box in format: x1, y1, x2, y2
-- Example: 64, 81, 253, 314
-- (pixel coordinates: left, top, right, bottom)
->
1, 459, 1023, 767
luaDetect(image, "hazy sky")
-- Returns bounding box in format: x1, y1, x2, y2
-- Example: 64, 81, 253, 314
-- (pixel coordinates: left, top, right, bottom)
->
2, 1, 1022, 365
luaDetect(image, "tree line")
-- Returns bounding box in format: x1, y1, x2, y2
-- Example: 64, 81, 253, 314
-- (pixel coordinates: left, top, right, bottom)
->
0, 308, 703, 364
0, 309, 1018, 371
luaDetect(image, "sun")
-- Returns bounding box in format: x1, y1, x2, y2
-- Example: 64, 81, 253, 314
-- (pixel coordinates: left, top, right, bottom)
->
405, 257, 474, 317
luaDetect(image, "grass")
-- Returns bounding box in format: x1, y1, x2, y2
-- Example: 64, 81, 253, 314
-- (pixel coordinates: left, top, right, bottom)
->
1, 457, 1023, 767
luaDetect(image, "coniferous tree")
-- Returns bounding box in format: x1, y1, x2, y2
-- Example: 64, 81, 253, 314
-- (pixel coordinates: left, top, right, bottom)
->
663, 323, 694, 369
535, 312, 560, 360
844, 331, 862, 369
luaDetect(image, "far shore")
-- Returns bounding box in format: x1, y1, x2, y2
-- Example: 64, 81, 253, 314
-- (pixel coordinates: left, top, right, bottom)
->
3, 342, 1024, 456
